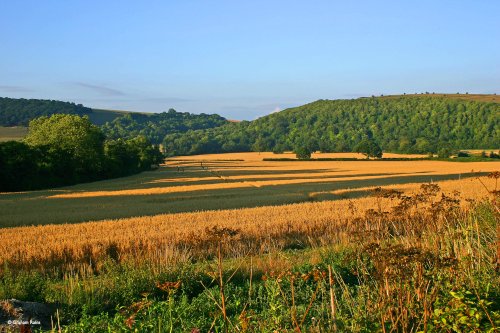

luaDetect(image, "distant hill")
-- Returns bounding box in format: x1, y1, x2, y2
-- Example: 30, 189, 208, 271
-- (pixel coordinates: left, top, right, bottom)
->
0, 97, 229, 144
101, 109, 228, 144
0, 97, 93, 126
1, 95, 498, 153
0, 97, 148, 127
377, 93, 499, 104
163, 94, 499, 156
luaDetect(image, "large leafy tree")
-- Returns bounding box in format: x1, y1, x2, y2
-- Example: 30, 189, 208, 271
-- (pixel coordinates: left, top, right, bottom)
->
354, 138, 383, 159
0, 141, 40, 191
24, 114, 106, 176
294, 145, 313, 159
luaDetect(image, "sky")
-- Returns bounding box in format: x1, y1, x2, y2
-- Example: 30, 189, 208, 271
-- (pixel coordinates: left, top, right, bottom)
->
1, 1, 499, 120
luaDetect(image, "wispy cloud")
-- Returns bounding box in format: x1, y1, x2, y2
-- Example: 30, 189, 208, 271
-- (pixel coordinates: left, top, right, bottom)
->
139, 97, 193, 103
73, 82, 125, 96
0, 85, 34, 93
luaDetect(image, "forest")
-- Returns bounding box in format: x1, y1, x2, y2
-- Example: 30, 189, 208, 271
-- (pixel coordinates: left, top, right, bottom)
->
0, 114, 163, 191
101, 109, 228, 144
2, 96, 498, 157
0, 97, 92, 126
162, 96, 499, 156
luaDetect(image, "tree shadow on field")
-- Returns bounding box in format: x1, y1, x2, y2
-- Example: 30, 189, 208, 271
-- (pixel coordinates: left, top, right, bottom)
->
0, 171, 484, 228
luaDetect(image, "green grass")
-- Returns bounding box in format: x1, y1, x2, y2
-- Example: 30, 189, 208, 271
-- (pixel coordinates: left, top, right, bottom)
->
1, 201, 498, 332
87, 108, 143, 126
0, 126, 27, 142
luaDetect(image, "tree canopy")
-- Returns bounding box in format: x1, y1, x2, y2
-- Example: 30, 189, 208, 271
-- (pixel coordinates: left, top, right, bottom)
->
25, 114, 106, 175
101, 109, 228, 144
0, 97, 92, 126
354, 138, 383, 159
162, 96, 499, 156
0, 114, 164, 191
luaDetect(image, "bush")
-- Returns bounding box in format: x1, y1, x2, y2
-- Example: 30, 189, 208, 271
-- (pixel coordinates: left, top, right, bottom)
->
438, 147, 453, 158
354, 138, 383, 159
489, 151, 500, 159
294, 145, 312, 159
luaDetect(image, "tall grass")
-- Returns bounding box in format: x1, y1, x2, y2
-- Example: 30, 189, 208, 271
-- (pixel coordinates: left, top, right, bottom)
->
0, 175, 498, 332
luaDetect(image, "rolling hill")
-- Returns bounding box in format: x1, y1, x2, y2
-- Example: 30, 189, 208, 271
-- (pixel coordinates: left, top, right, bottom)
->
1, 94, 498, 154
0, 97, 229, 142
163, 94, 499, 155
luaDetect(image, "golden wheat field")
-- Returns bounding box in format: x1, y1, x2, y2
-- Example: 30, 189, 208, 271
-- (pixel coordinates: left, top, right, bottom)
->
0, 152, 498, 227
0, 175, 497, 271
0, 152, 498, 272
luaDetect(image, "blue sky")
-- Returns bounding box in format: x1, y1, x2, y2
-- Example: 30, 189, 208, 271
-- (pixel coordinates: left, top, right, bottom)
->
1, 1, 499, 120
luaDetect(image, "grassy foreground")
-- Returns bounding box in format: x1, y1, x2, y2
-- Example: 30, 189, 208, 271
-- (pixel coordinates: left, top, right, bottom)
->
0, 174, 499, 332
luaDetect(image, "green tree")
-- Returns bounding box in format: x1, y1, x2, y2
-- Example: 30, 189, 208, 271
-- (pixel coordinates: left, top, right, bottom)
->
0, 141, 40, 191
252, 135, 267, 154
24, 114, 105, 176
354, 138, 383, 159
437, 147, 453, 158
127, 135, 164, 170
294, 145, 312, 159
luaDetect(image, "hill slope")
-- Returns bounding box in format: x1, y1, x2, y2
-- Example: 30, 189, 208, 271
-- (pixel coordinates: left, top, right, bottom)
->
0, 97, 229, 143
0, 97, 93, 126
101, 109, 228, 144
163, 95, 499, 155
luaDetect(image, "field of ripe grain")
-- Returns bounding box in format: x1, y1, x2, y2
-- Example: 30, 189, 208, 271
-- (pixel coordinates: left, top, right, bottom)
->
168, 151, 428, 161
0, 152, 498, 227
0, 175, 497, 271
0, 126, 27, 142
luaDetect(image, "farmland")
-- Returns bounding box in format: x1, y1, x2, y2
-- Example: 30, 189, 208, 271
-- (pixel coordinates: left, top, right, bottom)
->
0, 152, 499, 332
1, 152, 498, 227
0, 126, 27, 142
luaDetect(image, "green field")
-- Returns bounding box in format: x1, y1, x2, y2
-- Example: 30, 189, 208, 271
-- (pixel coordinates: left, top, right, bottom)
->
0, 126, 27, 142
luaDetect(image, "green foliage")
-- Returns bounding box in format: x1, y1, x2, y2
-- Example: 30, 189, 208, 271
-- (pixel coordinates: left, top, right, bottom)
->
0, 97, 92, 126
0, 115, 163, 191
354, 138, 383, 158
294, 145, 312, 159
101, 109, 228, 144
438, 147, 454, 158
163, 96, 499, 156
0, 98, 228, 144
1, 200, 499, 332
25, 114, 106, 175
0, 141, 40, 191
427, 288, 500, 332
0, 268, 47, 302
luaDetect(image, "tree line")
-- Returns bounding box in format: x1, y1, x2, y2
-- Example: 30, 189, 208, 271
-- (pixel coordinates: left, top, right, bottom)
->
161, 96, 499, 156
0, 97, 92, 126
101, 109, 228, 144
0, 114, 163, 191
